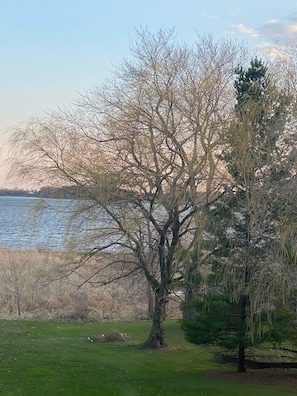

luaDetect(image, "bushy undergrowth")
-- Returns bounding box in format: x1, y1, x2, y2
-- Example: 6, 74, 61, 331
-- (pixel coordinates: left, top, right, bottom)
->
0, 249, 182, 321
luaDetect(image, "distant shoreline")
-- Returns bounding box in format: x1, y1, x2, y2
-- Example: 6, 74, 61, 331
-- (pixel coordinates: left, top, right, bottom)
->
0, 189, 39, 197
0, 186, 79, 199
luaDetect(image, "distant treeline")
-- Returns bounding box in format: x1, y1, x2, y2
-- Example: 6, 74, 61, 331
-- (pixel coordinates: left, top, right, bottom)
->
0, 186, 81, 199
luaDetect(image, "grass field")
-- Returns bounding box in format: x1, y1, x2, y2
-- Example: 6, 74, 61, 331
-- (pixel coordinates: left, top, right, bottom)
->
0, 319, 296, 396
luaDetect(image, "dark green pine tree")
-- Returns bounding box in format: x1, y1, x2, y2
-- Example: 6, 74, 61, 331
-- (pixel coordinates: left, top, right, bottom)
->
234, 57, 268, 108
213, 58, 288, 372
181, 293, 297, 361
227, 57, 284, 186
181, 58, 292, 373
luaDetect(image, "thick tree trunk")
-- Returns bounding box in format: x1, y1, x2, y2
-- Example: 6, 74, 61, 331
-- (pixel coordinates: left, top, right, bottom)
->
143, 285, 167, 348
238, 344, 246, 373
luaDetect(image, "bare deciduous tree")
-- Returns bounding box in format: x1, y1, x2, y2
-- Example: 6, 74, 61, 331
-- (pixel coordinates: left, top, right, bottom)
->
7, 29, 247, 347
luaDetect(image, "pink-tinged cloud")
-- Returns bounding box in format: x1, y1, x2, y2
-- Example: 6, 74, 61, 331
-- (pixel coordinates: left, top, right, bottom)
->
260, 19, 297, 41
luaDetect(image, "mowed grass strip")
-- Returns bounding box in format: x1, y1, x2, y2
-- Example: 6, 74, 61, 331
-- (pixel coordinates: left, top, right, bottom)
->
0, 319, 295, 396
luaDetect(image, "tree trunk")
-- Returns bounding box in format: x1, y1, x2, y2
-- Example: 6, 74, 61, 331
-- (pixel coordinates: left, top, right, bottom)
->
183, 286, 197, 320
237, 294, 247, 372
147, 281, 154, 319
238, 344, 246, 373
143, 285, 167, 348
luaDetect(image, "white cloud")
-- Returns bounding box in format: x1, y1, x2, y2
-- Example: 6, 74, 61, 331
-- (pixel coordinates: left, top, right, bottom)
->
230, 23, 260, 37
255, 42, 284, 58
208, 15, 219, 20
266, 19, 278, 24
228, 15, 297, 57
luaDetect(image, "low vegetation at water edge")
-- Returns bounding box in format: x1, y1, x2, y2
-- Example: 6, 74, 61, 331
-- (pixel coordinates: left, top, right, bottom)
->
0, 249, 181, 321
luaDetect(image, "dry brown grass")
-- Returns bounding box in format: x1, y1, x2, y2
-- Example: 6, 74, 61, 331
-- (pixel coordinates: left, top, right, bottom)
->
0, 249, 182, 321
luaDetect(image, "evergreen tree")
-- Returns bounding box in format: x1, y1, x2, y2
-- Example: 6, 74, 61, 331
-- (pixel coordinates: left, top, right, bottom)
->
182, 293, 297, 362
206, 58, 290, 371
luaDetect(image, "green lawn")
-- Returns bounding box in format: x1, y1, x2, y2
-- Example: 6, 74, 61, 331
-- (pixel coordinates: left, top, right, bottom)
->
0, 319, 295, 395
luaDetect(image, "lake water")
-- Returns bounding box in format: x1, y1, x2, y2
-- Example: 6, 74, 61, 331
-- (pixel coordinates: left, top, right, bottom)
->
0, 196, 104, 251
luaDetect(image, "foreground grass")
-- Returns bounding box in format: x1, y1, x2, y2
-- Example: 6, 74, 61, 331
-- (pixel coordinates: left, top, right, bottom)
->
0, 319, 295, 395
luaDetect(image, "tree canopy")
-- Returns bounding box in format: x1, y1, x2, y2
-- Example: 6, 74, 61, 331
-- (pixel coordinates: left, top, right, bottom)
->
6, 30, 297, 352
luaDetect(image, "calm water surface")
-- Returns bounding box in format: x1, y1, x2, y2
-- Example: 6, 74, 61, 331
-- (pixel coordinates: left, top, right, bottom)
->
0, 196, 101, 250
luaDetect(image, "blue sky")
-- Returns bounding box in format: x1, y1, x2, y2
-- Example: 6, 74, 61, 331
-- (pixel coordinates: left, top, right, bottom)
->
0, 0, 297, 185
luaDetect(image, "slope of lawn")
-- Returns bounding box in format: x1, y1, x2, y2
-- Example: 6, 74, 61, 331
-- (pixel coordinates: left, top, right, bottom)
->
0, 319, 296, 395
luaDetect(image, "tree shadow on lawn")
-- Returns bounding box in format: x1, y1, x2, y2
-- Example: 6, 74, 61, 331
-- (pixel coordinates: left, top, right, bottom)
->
204, 369, 297, 392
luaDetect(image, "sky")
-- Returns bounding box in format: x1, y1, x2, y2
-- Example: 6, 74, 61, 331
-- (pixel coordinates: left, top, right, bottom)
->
1, 0, 296, 187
